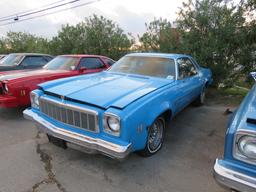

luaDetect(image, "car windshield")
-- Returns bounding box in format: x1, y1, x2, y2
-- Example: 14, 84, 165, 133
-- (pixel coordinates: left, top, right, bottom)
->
109, 56, 176, 79
44, 56, 79, 70
0, 54, 24, 66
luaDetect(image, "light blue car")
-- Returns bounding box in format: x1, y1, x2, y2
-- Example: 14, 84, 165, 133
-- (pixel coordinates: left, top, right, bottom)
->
214, 72, 256, 192
24, 53, 212, 159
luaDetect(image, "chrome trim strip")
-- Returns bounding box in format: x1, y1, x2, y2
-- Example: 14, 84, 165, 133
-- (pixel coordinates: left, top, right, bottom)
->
174, 59, 178, 80
213, 159, 256, 192
24, 109, 131, 160
236, 129, 256, 135
40, 96, 98, 115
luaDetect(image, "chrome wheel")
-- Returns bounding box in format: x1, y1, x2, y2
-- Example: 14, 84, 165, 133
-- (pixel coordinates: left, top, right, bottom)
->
147, 117, 165, 153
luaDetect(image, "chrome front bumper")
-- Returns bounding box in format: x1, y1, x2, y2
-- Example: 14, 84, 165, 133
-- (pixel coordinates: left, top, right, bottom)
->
23, 109, 131, 160
214, 159, 256, 192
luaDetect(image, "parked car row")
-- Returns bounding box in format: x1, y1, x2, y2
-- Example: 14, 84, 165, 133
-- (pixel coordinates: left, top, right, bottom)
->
0, 52, 255, 192
0, 54, 113, 107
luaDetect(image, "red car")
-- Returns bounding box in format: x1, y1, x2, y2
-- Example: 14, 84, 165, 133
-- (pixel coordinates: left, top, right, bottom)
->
0, 54, 114, 108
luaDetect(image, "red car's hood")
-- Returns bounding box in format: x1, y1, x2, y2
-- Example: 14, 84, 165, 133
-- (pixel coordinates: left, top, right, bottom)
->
0, 69, 30, 76
0, 69, 71, 81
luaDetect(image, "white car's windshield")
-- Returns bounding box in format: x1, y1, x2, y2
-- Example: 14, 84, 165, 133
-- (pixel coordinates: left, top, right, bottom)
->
109, 56, 176, 79
44, 56, 79, 70
0, 54, 24, 66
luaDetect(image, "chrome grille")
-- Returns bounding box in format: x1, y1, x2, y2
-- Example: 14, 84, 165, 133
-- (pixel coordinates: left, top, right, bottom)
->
39, 97, 98, 132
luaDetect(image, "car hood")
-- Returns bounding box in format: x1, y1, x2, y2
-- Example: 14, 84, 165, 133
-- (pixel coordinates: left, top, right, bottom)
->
0, 69, 70, 81
41, 72, 174, 109
0, 69, 27, 76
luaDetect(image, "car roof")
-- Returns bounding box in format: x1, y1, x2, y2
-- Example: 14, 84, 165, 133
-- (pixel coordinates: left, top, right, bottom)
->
59, 54, 108, 58
126, 52, 191, 59
8, 53, 53, 57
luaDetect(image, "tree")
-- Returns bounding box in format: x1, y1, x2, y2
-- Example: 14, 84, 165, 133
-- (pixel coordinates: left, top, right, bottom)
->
0, 38, 7, 53
3, 32, 49, 53
50, 15, 133, 60
241, 0, 256, 77
139, 18, 180, 53
49, 24, 84, 55
176, 0, 255, 86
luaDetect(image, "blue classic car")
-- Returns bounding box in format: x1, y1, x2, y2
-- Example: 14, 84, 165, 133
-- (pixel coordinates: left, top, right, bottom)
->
214, 73, 256, 192
24, 53, 212, 159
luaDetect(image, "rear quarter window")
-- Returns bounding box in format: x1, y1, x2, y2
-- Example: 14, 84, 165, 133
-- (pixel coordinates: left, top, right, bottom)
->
21, 56, 48, 66
79, 57, 105, 69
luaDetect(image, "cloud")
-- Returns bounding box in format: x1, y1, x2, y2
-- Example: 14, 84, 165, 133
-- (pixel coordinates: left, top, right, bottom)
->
0, 0, 184, 38
113, 6, 154, 37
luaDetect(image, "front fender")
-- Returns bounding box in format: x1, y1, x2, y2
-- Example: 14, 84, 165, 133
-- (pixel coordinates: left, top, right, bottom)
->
122, 91, 174, 151
145, 101, 173, 126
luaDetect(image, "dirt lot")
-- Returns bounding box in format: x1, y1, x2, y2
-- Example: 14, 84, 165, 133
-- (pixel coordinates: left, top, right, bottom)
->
0, 97, 235, 192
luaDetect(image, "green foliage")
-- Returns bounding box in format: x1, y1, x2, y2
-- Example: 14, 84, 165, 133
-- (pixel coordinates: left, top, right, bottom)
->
139, 0, 255, 86
2, 32, 49, 53
139, 18, 180, 53
220, 86, 249, 97
49, 15, 134, 60
176, 0, 255, 85
49, 24, 82, 55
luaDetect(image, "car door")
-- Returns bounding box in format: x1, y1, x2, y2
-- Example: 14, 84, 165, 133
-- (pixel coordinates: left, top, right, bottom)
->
176, 57, 203, 109
20, 56, 49, 69
77, 57, 107, 74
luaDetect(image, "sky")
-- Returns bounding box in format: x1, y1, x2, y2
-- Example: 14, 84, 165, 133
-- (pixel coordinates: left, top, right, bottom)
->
0, 0, 184, 38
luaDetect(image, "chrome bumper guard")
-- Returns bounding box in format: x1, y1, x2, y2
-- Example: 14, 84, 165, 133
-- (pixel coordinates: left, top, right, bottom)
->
24, 109, 131, 160
214, 159, 256, 192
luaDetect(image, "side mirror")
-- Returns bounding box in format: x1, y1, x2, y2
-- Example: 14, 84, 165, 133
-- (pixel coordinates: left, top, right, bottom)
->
79, 67, 87, 73
250, 72, 256, 81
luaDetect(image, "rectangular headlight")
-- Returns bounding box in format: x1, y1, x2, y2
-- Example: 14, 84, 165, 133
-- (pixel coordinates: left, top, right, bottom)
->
103, 113, 121, 136
233, 130, 256, 165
